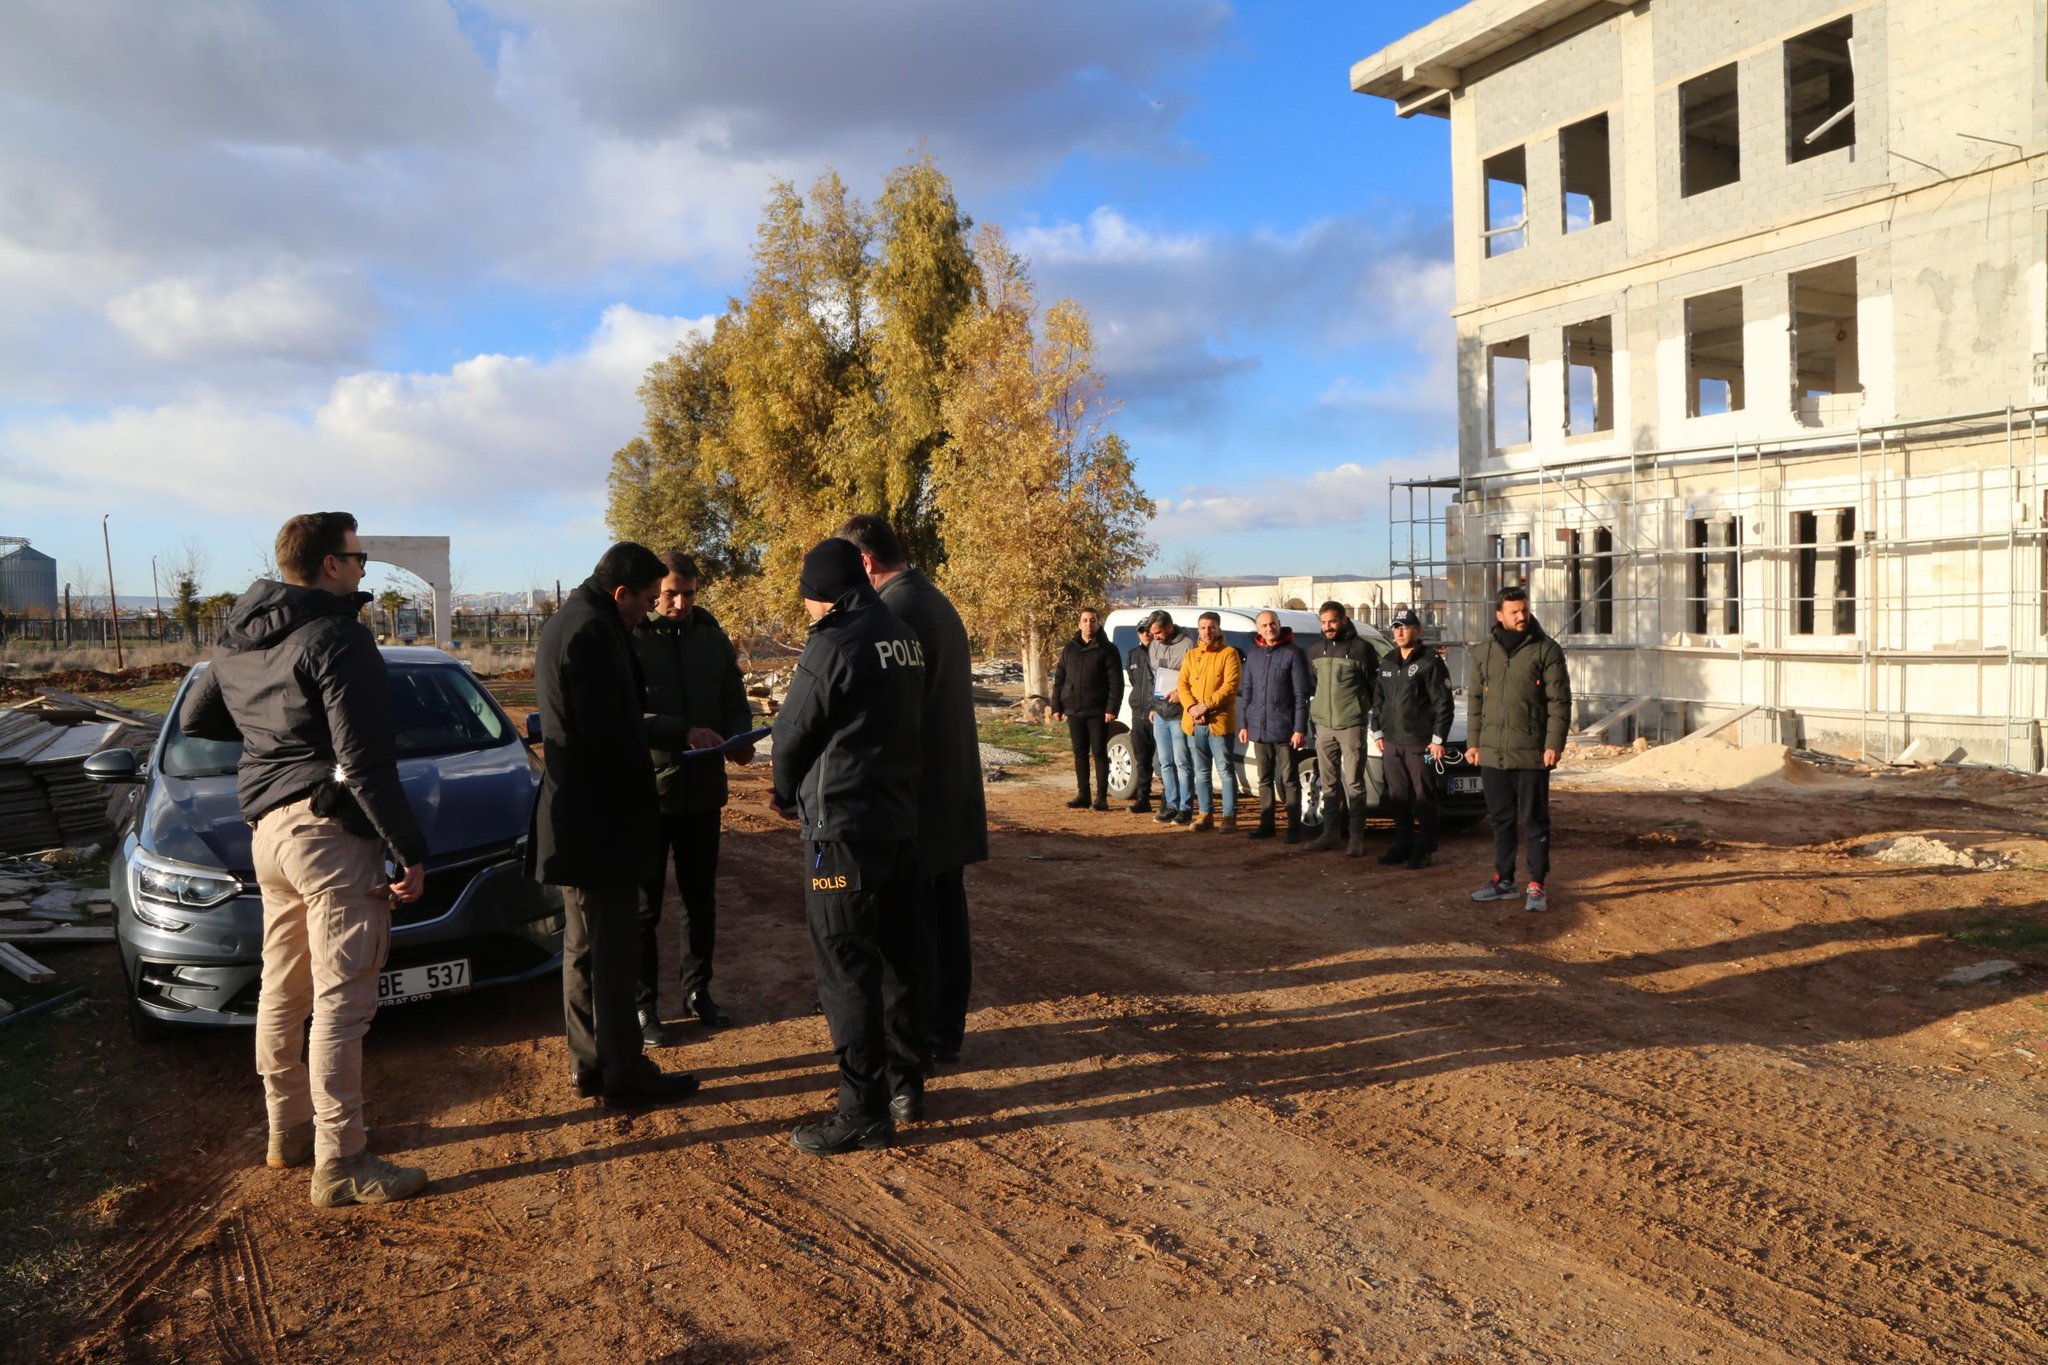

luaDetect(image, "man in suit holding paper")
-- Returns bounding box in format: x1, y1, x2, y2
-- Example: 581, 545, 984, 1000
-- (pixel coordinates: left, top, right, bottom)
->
634, 551, 757, 1044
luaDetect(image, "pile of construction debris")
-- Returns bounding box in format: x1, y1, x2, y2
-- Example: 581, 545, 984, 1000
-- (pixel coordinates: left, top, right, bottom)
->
0, 689, 158, 856
0, 846, 114, 1020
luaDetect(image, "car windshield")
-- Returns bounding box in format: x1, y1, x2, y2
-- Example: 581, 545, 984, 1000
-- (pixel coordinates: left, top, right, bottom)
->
160, 664, 515, 777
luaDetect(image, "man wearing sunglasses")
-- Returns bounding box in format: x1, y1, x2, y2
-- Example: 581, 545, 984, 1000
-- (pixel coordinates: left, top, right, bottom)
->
181, 512, 431, 1207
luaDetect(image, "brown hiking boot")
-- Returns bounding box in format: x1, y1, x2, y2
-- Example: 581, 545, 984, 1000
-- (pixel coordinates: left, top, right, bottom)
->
1187, 812, 1215, 832
1219, 814, 1239, 834
266, 1120, 314, 1170
1308, 814, 1344, 851
1345, 811, 1368, 858
310, 1150, 430, 1208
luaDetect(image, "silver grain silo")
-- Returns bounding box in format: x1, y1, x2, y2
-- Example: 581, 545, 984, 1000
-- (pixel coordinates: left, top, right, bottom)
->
0, 542, 60, 614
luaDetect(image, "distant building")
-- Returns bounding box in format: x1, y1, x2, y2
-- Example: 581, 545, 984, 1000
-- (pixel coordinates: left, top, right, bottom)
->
0, 541, 58, 615
1354, 0, 2048, 768
1193, 576, 1452, 630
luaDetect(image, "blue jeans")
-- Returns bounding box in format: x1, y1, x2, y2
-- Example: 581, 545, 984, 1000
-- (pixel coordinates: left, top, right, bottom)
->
1188, 727, 1238, 817
1151, 713, 1192, 812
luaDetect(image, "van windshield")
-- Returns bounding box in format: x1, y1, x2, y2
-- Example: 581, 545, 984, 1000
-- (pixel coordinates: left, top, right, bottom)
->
161, 664, 515, 778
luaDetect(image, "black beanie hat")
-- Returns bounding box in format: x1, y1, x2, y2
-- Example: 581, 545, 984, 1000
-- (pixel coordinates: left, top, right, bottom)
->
799, 537, 865, 604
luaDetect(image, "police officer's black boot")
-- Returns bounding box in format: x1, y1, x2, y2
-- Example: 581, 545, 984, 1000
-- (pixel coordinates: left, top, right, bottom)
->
1246, 806, 1275, 840
1282, 806, 1301, 845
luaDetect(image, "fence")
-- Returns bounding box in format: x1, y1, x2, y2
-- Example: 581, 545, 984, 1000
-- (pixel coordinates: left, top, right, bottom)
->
1, 609, 560, 651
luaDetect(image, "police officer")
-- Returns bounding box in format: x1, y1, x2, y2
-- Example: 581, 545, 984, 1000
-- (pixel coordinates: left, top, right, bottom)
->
771, 537, 927, 1154
1370, 608, 1455, 868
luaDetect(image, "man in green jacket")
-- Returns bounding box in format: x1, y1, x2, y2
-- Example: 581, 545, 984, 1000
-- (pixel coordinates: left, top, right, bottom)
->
635, 552, 757, 1043
1465, 585, 1571, 913
1303, 600, 1380, 856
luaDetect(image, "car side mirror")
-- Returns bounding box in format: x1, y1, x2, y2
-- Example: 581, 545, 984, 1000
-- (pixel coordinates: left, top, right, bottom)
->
524, 712, 543, 743
83, 748, 142, 784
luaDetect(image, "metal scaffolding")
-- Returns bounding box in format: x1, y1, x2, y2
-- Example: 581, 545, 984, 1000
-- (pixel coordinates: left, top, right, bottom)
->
1391, 402, 2048, 770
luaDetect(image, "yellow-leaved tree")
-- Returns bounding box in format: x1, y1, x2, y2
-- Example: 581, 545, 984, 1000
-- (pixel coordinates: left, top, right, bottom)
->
932, 226, 1154, 694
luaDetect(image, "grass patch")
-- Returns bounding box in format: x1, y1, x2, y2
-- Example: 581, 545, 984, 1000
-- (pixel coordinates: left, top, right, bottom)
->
976, 716, 1064, 765
1950, 915, 2048, 955
100, 679, 184, 714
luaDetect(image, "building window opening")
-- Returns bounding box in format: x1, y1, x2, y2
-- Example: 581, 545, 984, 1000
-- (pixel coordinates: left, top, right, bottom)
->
1685, 288, 1745, 417
1785, 18, 1855, 162
1681, 64, 1741, 196
1793, 508, 1857, 636
1686, 516, 1741, 634
1488, 337, 1531, 450
1484, 147, 1528, 257
1564, 317, 1615, 436
1560, 114, 1612, 232
1564, 527, 1617, 635
1489, 531, 1533, 601
1790, 258, 1860, 415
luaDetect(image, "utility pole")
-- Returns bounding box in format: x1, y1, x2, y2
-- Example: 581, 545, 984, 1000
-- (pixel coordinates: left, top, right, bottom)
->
102, 514, 124, 669
150, 555, 162, 644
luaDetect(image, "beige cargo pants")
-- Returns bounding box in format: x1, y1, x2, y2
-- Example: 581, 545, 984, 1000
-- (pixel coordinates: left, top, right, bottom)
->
250, 796, 391, 1164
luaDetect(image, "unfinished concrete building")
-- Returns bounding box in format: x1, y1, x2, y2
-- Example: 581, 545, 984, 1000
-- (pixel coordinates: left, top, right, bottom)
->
1354, 0, 2048, 768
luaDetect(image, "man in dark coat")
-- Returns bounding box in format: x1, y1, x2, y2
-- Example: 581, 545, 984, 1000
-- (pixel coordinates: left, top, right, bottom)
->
837, 514, 989, 1066
1465, 585, 1571, 913
1371, 608, 1456, 868
180, 511, 429, 1207
1236, 609, 1311, 843
1050, 608, 1124, 810
530, 542, 698, 1108
772, 537, 927, 1154
1124, 621, 1158, 814
1303, 600, 1381, 857
633, 551, 756, 1045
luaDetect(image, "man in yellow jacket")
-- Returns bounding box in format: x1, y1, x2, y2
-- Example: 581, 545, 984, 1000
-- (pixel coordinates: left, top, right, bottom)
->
1177, 612, 1243, 832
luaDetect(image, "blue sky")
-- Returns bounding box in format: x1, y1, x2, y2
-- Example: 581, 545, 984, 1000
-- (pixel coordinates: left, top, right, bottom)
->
0, 0, 1460, 602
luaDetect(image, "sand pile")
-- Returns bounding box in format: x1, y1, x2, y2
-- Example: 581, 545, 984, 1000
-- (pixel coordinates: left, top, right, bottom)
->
1603, 740, 1829, 791
1857, 835, 2013, 871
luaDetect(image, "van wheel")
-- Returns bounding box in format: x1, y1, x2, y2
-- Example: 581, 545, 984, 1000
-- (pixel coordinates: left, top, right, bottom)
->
1105, 733, 1139, 800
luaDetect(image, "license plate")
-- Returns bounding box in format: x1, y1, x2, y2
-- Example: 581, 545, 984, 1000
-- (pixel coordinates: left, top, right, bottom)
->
1447, 775, 1483, 794
376, 958, 469, 1006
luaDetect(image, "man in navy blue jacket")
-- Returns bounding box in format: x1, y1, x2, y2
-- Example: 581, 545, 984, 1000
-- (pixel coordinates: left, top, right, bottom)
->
1236, 610, 1311, 843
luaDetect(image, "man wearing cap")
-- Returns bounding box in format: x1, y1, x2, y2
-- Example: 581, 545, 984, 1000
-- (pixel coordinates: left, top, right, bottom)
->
771, 538, 927, 1153
1370, 609, 1455, 868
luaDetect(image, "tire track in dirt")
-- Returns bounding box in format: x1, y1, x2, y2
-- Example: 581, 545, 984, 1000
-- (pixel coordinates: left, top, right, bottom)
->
205, 1209, 283, 1364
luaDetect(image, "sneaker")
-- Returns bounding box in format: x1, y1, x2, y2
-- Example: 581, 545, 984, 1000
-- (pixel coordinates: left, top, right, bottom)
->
1153, 806, 1176, 825
266, 1120, 314, 1170
1173, 808, 1193, 826
685, 989, 732, 1028
1376, 847, 1412, 866
601, 1069, 701, 1110
638, 1007, 678, 1048
1405, 851, 1434, 870
1470, 876, 1518, 903
1065, 795, 1091, 809
791, 1112, 893, 1155
1525, 882, 1548, 913
310, 1150, 429, 1208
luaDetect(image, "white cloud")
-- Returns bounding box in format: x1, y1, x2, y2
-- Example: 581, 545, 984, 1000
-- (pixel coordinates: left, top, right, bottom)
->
2, 304, 711, 519
106, 267, 381, 363
1148, 452, 1452, 538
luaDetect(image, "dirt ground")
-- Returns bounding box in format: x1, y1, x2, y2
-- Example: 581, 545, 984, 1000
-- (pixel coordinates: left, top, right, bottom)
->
10, 751, 2048, 1363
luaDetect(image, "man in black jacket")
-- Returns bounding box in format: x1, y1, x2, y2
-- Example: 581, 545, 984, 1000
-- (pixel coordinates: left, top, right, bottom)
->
1124, 618, 1159, 814
180, 511, 430, 1207
772, 537, 926, 1154
837, 515, 988, 1068
531, 542, 698, 1109
1050, 609, 1123, 810
1370, 609, 1456, 868
633, 552, 755, 1045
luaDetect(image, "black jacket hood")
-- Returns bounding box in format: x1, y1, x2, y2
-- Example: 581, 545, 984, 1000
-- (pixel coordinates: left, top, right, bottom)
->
219, 579, 371, 653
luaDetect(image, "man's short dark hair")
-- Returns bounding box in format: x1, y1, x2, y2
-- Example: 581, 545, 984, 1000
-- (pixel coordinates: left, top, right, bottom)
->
1143, 610, 1173, 632
1197, 610, 1221, 626
1079, 606, 1101, 618
592, 542, 667, 595
659, 551, 700, 581
275, 512, 358, 586
834, 514, 906, 568
1318, 600, 1347, 617
1494, 584, 1530, 608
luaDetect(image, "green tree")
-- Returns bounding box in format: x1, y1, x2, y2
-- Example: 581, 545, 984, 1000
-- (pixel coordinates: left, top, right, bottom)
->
931, 226, 1154, 692
376, 589, 408, 638
173, 574, 201, 644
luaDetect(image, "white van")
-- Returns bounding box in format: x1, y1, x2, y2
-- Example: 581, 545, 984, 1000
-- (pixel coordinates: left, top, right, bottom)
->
1098, 605, 1483, 827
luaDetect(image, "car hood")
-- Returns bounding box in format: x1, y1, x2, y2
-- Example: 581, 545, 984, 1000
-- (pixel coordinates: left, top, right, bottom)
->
139, 743, 538, 877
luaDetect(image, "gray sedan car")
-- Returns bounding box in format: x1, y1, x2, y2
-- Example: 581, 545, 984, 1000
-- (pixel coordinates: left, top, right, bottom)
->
86, 647, 562, 1037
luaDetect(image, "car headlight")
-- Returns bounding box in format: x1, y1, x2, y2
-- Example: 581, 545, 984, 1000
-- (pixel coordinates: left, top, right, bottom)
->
132, 849, 245, 910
